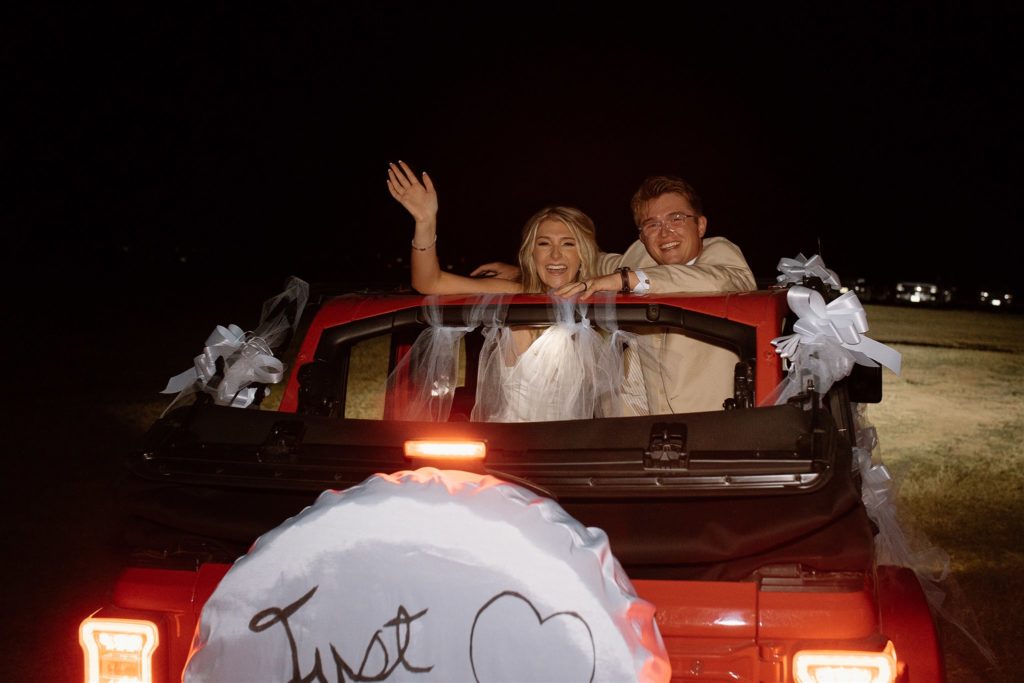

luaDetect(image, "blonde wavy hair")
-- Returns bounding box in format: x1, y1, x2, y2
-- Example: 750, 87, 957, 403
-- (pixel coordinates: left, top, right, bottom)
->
516, 206, 600, 293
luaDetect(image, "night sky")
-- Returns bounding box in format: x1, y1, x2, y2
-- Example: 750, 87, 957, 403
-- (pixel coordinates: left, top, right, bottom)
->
11, 3, 1022, 299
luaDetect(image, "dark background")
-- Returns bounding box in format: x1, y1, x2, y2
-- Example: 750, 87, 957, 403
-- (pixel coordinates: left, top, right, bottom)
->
9, 2, 1022, 302
3, 4, 1022, 680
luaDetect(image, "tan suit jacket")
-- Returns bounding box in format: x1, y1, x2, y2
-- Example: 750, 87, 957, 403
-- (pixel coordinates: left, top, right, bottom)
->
598, 237, 757, 414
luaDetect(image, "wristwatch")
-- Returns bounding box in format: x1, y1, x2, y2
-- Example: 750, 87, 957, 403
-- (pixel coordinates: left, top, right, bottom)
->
616, 267, 632, 294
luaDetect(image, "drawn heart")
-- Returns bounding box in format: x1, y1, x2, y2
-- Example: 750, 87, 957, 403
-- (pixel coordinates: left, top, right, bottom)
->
470, 591, 596, 683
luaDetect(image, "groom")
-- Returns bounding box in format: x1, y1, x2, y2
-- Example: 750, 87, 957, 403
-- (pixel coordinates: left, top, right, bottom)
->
472, 175, 757, 413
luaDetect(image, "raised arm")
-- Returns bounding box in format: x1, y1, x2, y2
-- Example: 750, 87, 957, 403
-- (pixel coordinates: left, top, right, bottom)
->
387, 161, 521, 295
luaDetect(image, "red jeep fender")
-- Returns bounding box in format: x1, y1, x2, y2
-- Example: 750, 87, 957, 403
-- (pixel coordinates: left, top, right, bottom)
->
876, 564, 946, 682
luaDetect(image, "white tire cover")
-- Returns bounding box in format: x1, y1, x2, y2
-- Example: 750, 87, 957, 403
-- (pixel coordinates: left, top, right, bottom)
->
184, 467, 670, 682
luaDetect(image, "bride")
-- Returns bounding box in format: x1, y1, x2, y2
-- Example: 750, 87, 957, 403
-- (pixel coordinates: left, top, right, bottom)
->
387, 160, 624, 423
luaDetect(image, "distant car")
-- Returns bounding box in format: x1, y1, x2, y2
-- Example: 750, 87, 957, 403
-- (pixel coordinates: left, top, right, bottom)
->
841, 277, 880, 303
977, 289, 1014, 310
894, 281, 952, 305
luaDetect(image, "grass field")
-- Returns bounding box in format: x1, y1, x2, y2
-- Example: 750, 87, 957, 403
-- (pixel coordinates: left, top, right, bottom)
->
861, 305, 1024, 683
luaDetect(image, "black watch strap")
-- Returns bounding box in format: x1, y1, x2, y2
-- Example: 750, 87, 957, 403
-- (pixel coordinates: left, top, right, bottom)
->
617, 267, 631, 294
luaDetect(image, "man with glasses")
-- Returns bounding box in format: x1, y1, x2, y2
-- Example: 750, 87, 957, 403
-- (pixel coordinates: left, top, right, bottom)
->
585, 175, 757, 413
473, 175, 756, 414
581, 175, 755, 299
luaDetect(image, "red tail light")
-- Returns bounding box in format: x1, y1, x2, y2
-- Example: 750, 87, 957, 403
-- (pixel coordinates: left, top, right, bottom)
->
404, 439, 487, 460
80, 617, 159, 683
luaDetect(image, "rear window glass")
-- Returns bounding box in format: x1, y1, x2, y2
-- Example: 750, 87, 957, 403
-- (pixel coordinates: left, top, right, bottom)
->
336, 322, 741, 422
345, 334, 469, 419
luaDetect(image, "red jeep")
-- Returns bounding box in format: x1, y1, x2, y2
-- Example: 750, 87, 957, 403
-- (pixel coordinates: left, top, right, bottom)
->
79, 280, 944, 682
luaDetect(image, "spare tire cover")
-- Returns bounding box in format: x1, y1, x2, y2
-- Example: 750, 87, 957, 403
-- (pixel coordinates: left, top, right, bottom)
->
184, 467, 669, 682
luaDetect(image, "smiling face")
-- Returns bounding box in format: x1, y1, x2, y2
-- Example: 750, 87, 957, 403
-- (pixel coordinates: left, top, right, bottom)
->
531, 219, 582, 289
638, 192, 707, 265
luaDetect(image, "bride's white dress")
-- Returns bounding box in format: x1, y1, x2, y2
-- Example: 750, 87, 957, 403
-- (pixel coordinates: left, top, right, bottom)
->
387, 294, 637, 424
488, 324, 605, 423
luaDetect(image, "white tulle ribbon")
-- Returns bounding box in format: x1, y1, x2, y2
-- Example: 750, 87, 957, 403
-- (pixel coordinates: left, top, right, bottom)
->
776, 253, 841, 288
852, 419, 950, 596
385, 295, 477, 421
162, 325, 285, 408
851, 411, 997, 668
389, 294, 629, 423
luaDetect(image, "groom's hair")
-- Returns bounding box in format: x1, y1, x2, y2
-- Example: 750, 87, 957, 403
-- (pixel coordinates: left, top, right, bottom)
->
630, 176, 704, 228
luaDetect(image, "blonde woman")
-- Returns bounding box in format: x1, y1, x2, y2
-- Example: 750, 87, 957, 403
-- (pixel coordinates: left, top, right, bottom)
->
388, 160, 599, 298
386, 160, 621, 422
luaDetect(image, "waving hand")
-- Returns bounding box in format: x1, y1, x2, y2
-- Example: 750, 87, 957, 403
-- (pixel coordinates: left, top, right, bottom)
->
387, 160, 437, 223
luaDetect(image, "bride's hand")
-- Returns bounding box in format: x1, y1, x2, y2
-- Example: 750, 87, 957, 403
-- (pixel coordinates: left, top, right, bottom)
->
387, 160, 437, 223
554, 273, 619, 300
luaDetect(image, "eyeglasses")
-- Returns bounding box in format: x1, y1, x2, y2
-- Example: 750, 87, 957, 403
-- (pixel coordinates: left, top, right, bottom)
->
639, 212, 697, 236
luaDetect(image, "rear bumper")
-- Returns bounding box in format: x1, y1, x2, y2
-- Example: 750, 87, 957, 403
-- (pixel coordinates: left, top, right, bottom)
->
82, 563, 942, 682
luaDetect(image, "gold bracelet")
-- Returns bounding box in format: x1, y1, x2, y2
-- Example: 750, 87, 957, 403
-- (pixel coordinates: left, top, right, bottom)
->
411, 235, 437, 251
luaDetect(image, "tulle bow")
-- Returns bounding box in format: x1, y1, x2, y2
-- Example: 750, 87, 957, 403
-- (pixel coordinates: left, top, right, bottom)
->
776, 252, 841, 288
768, 286, 901, 404
773, 286, 901, 374
162, 325, 285, 408
160, 276, 309, 413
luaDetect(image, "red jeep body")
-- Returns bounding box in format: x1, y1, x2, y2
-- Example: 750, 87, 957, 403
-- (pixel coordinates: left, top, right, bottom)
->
80, 288, 944, 682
